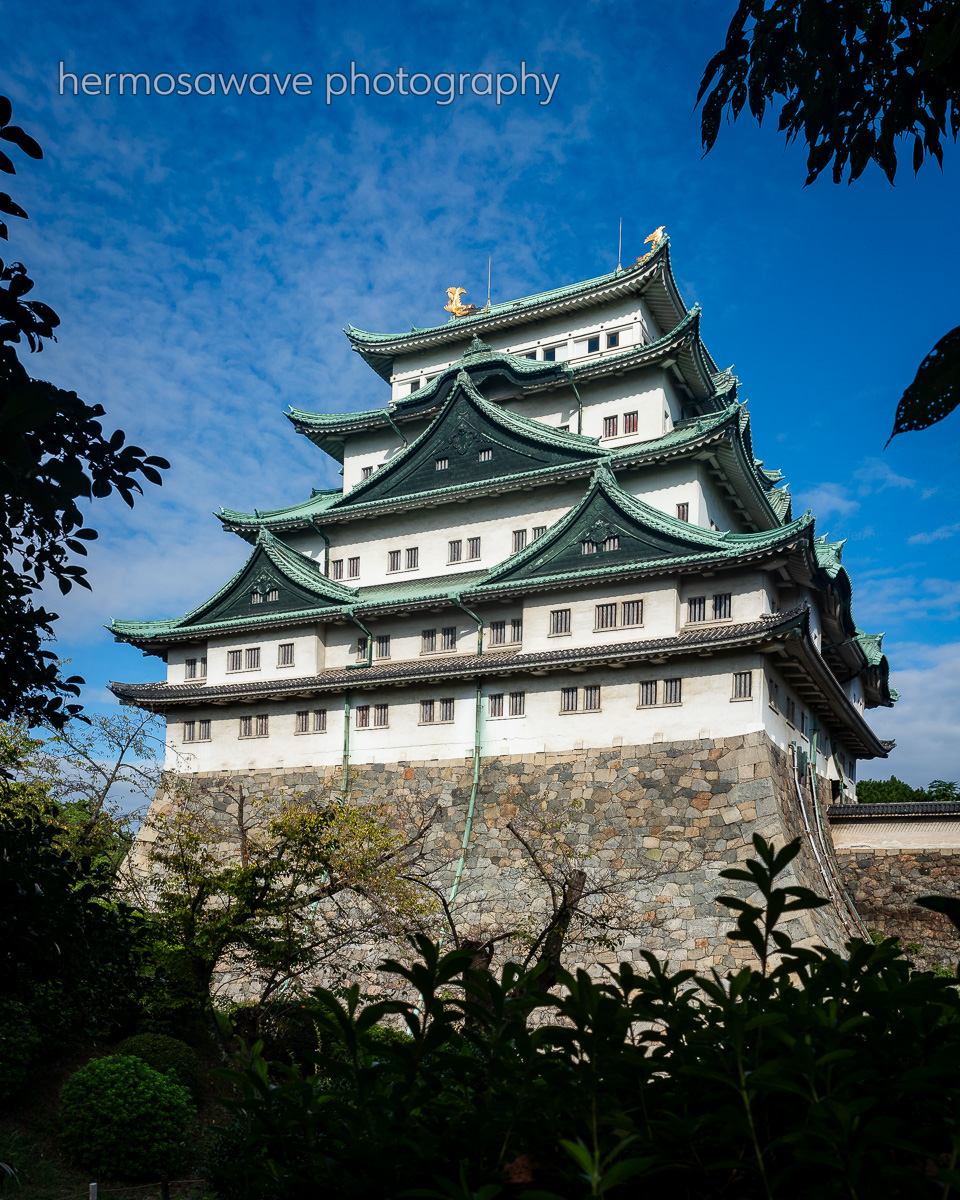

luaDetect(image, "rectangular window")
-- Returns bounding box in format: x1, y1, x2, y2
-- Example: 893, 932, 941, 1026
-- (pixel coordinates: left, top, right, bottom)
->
785, 696, 797, 726
361, 465, 373, 479
356, 636, 368, 662
532, 525, 547, 540
676, 503, 689, 522
663, 678, 682, 705
595, 603, 617, 629
420, 699, 435, 723
388, 549, 401, 571
256, 714, 269, 737
355, 705, 370, 729
489, 693, 504, 717
550, 609, 571, 635
251, 591, 263, 604
603, 536, 620, 552
448, 539, 462, 563
198, 719, 210, 740
512, 529, 527, 554
490, 620, 506, 646
376, 635, 391, 659
478, 448, 493, 462
800, 711, 808, 737
313, 709, 326, 732
524, 351, 536, 360
509, 691, 525, 716
374, 704, 389, 728
622, 600, 642, 626
561, 687, 578, 713
266, 588, 279, 602
769, 678, 781, 711
442, 626, 457, 651
603, 415, 618, 438
332, 559, 344, 580
278, 642, 295, 667
227, 650, 242, 672
421, 629, 437, 653
543, 346, 556, 361
587, 335, 600, 353
624, 410, 638, 433
183, 721, 196, 742
239, 715, 253, 738
511, 618, 523, 643
435, 457, 449, 471
584, 685, 601, 711
245, 647, 260, 670
406, 547, 419, 570
440, 698, 455, 722
688, 597, 706, 624
581, 540, 597, 555
467, 537, 481, 560
348, 557, 360, 579
199, 656, 207, 678
186, 658, 197, 680
733, 671, 753, 700
607, 331, 619, 349
639, 681, 657, 707
713, 593, 732, 620
295, 710, 310, 733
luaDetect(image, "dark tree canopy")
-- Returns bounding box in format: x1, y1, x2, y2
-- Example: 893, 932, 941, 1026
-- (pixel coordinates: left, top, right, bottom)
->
697, 1, 960, 442
0, 96, 168, 727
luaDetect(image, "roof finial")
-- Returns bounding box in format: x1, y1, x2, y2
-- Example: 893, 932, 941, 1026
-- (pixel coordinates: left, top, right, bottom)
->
617, 217, 622, 272
444, 286, 477, 319
636, 225, 666, 265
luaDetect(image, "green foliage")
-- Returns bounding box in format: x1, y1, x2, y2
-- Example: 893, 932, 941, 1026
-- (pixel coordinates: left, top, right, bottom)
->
59, 1055, 194, 1181
0, 998, 41, 1105
210, 835, 960, 1199
0, 94, 168, 729
115, 1033, 205, 1102
856, 775, 959, 803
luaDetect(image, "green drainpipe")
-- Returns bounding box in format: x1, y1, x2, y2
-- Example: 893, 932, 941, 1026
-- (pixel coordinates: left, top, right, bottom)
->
564, 365, 584, 435
384, 409, 408, 448
446, 594, 485, 907
341, 691, 351, 799
345, 609, 374, 668
312, 524, 331, 577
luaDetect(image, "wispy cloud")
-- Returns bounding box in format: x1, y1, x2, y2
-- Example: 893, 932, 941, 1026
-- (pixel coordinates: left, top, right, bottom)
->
794, 483, 860, 521
852, 457, 916, 496
908, 524, 960, 546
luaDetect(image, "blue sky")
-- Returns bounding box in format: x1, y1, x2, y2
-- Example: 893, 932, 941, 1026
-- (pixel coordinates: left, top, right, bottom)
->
5, 0, 958, 785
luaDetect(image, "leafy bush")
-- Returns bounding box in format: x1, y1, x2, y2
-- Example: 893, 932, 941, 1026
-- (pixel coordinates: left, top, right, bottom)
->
115, 1033, 204, 1102
857, 775, 959, 804
59, 1055, 194, 1180
211, 837, 960, 1199
0, 999, 41, 1106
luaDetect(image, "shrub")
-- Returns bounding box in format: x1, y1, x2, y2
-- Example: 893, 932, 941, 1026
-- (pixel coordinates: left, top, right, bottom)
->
59, 1055, 194, 1180
0, 999, 41, 1106
115, 1033, 204, 1101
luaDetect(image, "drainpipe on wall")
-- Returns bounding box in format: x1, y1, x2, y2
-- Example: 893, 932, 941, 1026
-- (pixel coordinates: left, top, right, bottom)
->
384, 409, 408, 449
341, 691, 351, 799
563, 365, 584, 435
344, 609, 374, 668
312, 523, 331, 577
446, 593, 485, 907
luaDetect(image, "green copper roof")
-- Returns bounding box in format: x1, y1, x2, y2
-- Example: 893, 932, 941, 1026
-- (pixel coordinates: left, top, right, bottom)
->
109, 529, 357, 642
218, 488, 342, 532
356, 569, 489, 609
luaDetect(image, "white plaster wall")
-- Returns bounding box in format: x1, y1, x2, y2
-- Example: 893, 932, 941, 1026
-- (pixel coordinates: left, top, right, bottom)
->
171, 626, 324, 686
830, 820, 960, 850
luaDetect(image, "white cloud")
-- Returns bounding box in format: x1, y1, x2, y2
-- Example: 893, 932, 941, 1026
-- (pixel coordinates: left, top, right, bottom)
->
907, 523, 960, 546
852, 457, 916, 496
794, 482, 860, 521
849, 573, 960, 627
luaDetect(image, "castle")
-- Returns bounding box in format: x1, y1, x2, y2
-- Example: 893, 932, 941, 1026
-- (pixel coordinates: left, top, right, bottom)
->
110, 233, 901, 969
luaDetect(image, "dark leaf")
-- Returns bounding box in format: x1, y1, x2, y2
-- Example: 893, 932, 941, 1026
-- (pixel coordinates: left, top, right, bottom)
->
886, 325, 960, 445
0, 97, 11, 127
0, 126, 43, 159
0, 193, 28, 219
917, 894, 960, 934
0, 148, 14, 174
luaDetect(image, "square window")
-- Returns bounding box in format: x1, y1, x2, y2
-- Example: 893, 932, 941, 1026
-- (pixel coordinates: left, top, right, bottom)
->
406, 547, 419, 570
543, 347, 556, 362
420, 699, 435, 723
198, 719, 210, 740
584, 685, 601, 711
490, 620, 506, 646
278, 642, 295, 667
435, 457, 449, 471
251, 591, 263, 605
422, 628, 437, 653
478, 448, 493, 462
550, 609, 571, 635
713, 593, 732, 620
245, 647, 260, 670
227, 650, 242, 672
467, 537, 481, 560
639, 681, 657, 707
388, 549, 401, 571
581, 540, 598, 555
256, 714, 269, 737
374, 703, 389, 728
532, 525, 546, 540
332, 559, 344, 580
663, 678, 682, 705
348, 557, 360, 579
561, 687, 578, 713
595, 603, 617, 629
622, 600, 642, 626
361, 465, 373, 479
184, 721, 196, 742
313, 709, 326, 732
512, 529, 527, 554
587, 335, 600, 353
676, 503, 689, 522
355, 705, 370, 728
603, 415, 618, 438
688, 597, 706, 624
440, 698, 454, 722
509, 691, 525, 716
356, 636, 368, 662
442, 626, 457, 651
295, 710, 310, 733
489, 693, 504, 717
448, 539, 462, 563
607, 331, 619, 349
624, 410, 638, 433
511, 618, 523, 642
376, 635, 391, 659
603, 536, 620, 552
266, 589, 279, 602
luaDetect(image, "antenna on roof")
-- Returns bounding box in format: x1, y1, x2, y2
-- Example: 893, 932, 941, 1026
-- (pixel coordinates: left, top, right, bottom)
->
486, 255, 492, 311
617, 217, 622, 272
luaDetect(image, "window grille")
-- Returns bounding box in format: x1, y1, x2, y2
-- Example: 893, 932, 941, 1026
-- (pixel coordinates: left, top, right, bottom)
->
331, 560, 344, 580
581, 540, 598, 555
603, 415, 618, 438
448, 539, 462, 563
624, 410, 638, 433
676, 503, 689, 521
713, 593, 732, 620
442, 626, 457, 651
266, 589, 279, 602
376, 635, 391, 659
185, 658, 198, 679
245, 647, 260, 670
550, 609, 571, 635
490, 620, 506, 646
489, 693, 504, 717
361, 466, 373, 479
561, 687, 578, 713
251, 591, 263, 605
227, 650, 242, 672
512, 529, 527, 553
198, 720, 210, 740
313, 710, 326, 732
240, 716, 253, 737
278, 642, 294, 667
348, 557, 360, 578
584, 685, 601, 711
785, 697, 796, 726
733, 671, 752, 699
467, 537, 481, 560
439, 698, 454, 722
435, 457, 449, 471
374, 704, 388, 727
688, 597, 706, 623
602, 536, 620, 552
509, 691, 525, 716
356, 636, 368, 662
406, 547, 419, 569
622, 600, 642, 626
199, 656, 207, 678
420, 700, 435, 724
663, 678, 682, 705
421, 629, 436, 653
595, 603, 617, 629
256, 714, 269, 737
355, 705, 370, 728
532, 525, 546, 539
184, 721, 196, 742
388, 550, 401, 571
639, 681, 657, 707
511, 618, 523, 642
296, 711, 310, 733
478, 448, 492, 462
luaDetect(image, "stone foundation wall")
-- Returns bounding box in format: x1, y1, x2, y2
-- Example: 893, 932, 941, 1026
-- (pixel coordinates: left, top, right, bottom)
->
835, 848, 960, 969
144, 732, 855, 992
